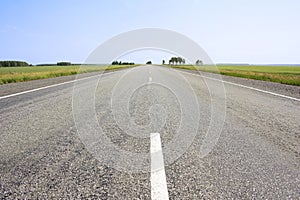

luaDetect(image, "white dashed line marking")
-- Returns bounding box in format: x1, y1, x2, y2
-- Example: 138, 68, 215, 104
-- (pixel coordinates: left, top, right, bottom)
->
151, 133, 169, 200
149, 77, 152, 83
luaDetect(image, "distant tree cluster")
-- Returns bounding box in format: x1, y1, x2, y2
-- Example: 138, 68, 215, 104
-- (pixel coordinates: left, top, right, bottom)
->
36, 63, 82, 66
146, 61, 152, 65
166, 57, 204, 66
111, 61, 135, 65
57, 62, 72, 66
36, 64, 56, 66
195, 59, 203, 66
168, 57, 185, 65
0, 61, 30, 67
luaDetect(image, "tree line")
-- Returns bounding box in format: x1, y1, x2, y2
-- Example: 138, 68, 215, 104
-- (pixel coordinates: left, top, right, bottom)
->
36, 62, 82, 66
0, 61, 75, 67
0, 61, 30, 67
57, 62, 72, 66
111, 61, 135, 65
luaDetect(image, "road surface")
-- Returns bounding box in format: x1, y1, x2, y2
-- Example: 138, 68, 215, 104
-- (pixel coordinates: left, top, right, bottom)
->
0, 66, 299, 199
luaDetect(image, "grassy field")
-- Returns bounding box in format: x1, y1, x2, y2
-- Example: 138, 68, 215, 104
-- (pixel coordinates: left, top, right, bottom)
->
0, 65, 137, 85
1, 64, 300, 86
168, 65, 300, 86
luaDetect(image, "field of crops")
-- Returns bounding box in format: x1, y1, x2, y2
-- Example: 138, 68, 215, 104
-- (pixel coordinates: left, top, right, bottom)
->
169, 65, 300, 86
1, 64, 300, 86
0, 65, 137, 84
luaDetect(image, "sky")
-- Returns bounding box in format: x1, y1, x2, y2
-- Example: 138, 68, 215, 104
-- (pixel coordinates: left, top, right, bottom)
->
0, 0, 300, 64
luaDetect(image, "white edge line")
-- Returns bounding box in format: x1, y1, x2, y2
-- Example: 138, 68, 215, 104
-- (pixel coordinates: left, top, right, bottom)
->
0, 70, 120, 100
151, 133, 169, 200
178, 70, 300, 102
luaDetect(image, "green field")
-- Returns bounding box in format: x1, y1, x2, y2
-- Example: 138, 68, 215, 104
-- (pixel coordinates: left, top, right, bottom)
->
168, 65, 300, 86
1, 64, 300, 86
0, 65, 137, 85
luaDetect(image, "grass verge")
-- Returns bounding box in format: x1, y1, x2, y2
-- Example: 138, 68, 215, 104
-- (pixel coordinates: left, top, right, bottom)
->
0, 65, 138, 85
167, 65, 300, 86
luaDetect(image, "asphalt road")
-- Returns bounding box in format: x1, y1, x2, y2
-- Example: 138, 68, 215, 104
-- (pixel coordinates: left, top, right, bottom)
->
0, 66, 299, 199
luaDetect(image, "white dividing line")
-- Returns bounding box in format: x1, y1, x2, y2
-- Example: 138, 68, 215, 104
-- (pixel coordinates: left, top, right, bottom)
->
179, 70, 300, 102
149, 77, 153, 83
0, 71, 119, 100
151, 133, 169, 200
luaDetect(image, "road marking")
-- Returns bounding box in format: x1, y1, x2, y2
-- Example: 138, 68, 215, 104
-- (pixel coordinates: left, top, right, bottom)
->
178, 70, 300, 102
151, 133, 169, 200
149, 77, 152, 83
0, 70, 121, 100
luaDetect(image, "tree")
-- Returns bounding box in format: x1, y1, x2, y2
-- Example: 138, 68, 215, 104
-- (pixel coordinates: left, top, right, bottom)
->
146, 61, 152, 65
174, 57, 178, 65
112, 61, 119, 65
169, 57, 185, 66
177, 57, 183, 65
162, 60, 165, 65
170, 57, 177, 65
196, 60, 203, 66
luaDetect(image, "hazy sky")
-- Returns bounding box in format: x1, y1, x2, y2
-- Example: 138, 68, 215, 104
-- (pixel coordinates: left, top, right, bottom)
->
1, 0, 299, 64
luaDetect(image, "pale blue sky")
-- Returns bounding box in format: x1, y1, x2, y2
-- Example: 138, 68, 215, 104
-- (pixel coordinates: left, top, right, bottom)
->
1, 0, 299, 64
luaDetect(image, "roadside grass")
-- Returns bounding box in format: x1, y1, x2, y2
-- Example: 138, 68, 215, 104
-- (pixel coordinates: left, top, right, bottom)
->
0, 65, 137, 85
167, 65, 300, 86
